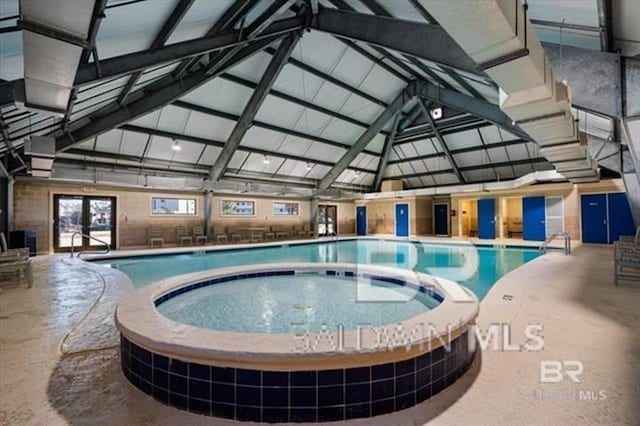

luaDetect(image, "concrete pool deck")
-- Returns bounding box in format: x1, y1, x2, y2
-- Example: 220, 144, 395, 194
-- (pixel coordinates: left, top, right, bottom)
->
1, 243, 639, 425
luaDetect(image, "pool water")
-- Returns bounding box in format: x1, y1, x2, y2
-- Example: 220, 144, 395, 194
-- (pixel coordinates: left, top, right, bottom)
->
99, 239, 539, 299
156, 274, 441, 333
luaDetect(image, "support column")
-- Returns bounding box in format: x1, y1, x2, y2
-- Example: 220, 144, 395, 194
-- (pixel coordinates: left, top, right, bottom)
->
204, 190, 213, 239
310, 196, 319, 238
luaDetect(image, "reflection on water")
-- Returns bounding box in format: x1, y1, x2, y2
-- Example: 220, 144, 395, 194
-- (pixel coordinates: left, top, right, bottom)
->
100, 239, 539, 299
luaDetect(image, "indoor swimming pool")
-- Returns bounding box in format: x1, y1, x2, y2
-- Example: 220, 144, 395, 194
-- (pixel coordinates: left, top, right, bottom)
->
97, 238, 540, 299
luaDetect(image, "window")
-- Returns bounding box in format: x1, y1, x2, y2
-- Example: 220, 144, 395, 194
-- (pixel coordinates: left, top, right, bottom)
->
273, 202, 299, 216
151, 197, 196, 215
221, 200, 255, 216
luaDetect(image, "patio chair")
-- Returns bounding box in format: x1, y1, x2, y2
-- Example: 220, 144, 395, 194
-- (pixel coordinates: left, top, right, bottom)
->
291, 226, 303, 238
229, 228, 242, 243
275, 226, 289, 240
148, 227, 164, 248
250, 229, 263, 243
214, 227, 228, 244
177, 227, 193, 246
264, 227, 275, 241
0, 248, 33, 288
193, 226, 208, 245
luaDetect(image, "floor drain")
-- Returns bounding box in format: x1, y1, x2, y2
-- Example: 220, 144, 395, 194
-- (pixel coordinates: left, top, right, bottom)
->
502, 294, 513, 301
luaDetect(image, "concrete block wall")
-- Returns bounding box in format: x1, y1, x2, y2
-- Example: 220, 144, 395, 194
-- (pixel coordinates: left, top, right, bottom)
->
415, 196, 434, 235
356, 197, 433, 236
13, 183, 49, 253
11, 181, 356, 254
450, 179, 627, 240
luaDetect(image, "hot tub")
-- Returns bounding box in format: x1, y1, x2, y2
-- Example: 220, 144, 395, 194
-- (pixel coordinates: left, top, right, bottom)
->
116, 263, 479, 422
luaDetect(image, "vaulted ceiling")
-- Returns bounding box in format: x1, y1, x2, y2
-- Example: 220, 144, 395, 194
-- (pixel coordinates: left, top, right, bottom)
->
0, 0, 636, 193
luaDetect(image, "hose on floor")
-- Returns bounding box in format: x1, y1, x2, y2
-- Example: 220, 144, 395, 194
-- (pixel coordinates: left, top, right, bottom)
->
57, 257, 119, 356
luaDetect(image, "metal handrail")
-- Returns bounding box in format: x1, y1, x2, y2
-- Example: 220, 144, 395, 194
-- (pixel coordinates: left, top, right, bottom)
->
70, 231, 111, 258
540, 232, 571, 255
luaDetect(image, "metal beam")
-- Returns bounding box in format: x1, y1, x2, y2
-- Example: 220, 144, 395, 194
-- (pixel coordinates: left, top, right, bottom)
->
264, 46, 386, 107
411, 80, 532, 141
397, 103, 426, 133
119, 124, 372, 173
407, 0, 437, 23
387, 138, 531, 165
172, 100, 380, 156
387, 157, 550, 180
404, 55, 454, 90
220, 73, 384, 134
73, 16, 304, 87
248, 0, 297, 37
311, 8, 478, 74
530, 19, 600, 33
441, 67, 485, 99
174, 0, 255, 78
63, 0, 109, 130
335, 37, 408, 82
318, 83, 412, 190
210, 33, 300, 181
374, 113, 400, 191
418, 99, 465, 183
206, 0, 297, 77
56, 33, 285, 152
117, 0, 196, 105
359, 0, 388, 16
596, 0, 614, 52
395, 119, 488, 145
309, 0, 318, 14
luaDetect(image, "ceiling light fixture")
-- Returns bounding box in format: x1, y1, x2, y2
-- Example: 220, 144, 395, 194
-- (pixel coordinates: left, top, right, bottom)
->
263, 155, 270, 164
172, 140, 181, 151
306, 162, 312, 170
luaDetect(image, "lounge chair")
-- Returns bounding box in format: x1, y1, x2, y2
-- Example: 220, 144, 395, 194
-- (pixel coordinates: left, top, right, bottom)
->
177, 227, 193, 246
148, 227, 164, 248
0, 232, 24, 256
193, 226, 208, 245
0, 248, 33, 288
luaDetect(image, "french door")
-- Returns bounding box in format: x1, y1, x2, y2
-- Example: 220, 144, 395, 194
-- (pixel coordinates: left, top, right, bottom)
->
318, 205, 337, 236
53, 195, 116, 252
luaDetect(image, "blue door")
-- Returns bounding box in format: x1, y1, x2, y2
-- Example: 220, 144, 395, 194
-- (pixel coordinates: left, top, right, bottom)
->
607, 192, 636, 243
523, 196, 546, 241
356, 206, 367, 236
395, 203, 409, 237
581, 194, 608, 243
434, 204, 448, 235
477, 199, 495, 239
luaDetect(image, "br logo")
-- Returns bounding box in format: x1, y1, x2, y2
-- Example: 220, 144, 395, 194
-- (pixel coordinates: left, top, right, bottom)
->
539, 360, 584, 383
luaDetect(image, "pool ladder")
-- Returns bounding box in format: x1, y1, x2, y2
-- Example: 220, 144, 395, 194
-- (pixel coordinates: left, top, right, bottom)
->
70, 232, 111, 258
540, 232, 571, 255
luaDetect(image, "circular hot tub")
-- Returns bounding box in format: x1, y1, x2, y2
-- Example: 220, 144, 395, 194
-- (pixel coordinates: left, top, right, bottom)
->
116, 263, 479, 423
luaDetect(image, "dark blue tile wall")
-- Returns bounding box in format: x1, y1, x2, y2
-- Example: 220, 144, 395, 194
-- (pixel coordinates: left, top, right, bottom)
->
120, 330, 475, 423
